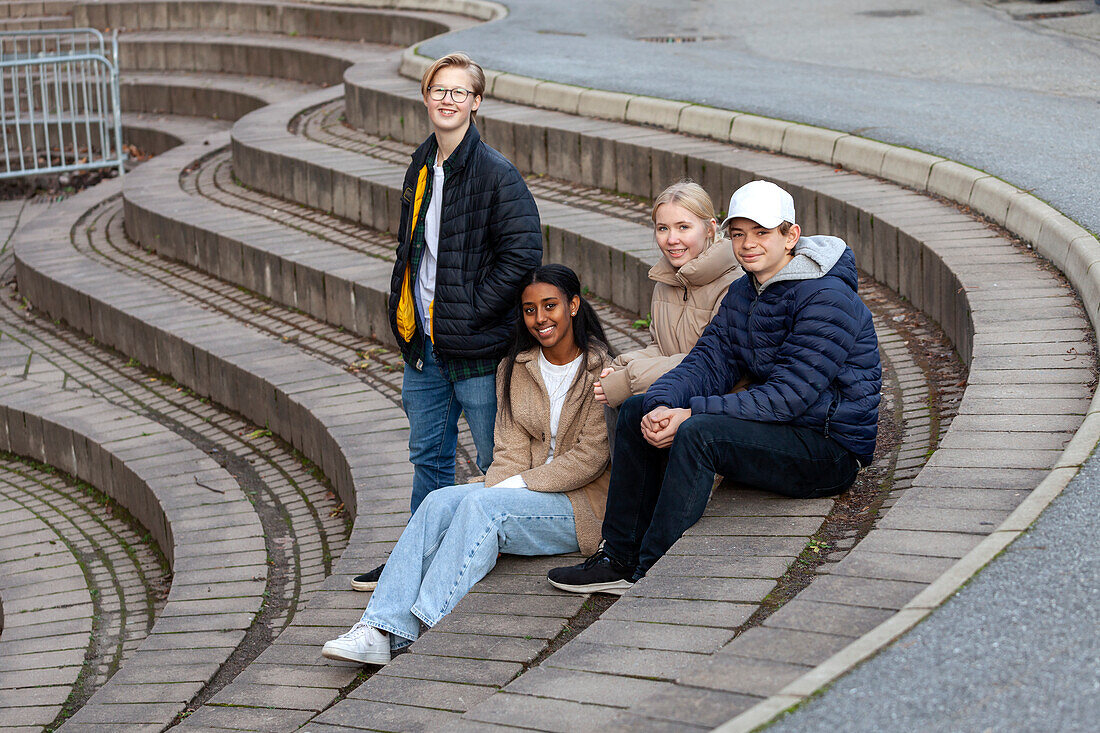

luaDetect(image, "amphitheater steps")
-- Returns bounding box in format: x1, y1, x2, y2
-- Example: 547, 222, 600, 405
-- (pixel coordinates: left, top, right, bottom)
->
121, 71, 318, 121
1, 1, 1093, 730
10, 132, 647, 730
109, 51, 1082, 726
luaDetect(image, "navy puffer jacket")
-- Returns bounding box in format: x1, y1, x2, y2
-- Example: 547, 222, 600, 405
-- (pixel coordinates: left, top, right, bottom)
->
644, 238, 881, 463
388, 123, 542, 362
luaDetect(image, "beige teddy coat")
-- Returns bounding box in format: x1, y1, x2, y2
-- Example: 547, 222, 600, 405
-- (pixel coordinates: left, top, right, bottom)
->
483, 346, 612, 555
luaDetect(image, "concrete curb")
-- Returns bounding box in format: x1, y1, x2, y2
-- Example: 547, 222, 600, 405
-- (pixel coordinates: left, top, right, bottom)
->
299, 0, 508, 21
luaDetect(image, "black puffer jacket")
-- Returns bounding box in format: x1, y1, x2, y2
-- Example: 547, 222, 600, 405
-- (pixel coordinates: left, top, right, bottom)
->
388, 123, 542, 363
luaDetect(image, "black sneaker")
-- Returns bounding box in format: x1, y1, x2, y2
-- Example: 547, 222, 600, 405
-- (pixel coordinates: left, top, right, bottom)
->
350, 563, 385, 592
547, 550, 634, 595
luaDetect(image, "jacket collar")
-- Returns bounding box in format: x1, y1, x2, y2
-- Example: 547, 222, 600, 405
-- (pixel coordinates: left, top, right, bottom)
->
411, 122, 481, 172
514, 345, 607, 373
648, 237, 740, 289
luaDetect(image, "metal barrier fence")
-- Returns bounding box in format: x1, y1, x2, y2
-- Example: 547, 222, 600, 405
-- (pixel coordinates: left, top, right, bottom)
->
1, 28, 125, 180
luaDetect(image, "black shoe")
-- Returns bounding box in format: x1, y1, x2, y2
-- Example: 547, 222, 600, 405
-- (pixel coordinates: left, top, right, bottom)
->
548, 550, 634, 596
350, 563, 385, 592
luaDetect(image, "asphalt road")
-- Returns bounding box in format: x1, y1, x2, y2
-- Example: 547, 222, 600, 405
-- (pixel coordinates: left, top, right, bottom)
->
421, 0, 1100, 237
770, 457, 1100, 732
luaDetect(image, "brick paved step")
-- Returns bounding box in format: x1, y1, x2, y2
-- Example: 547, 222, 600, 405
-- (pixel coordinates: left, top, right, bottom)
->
121, 110, 232, 156
12, 176, 409, 729
0, 455, 167, 727
0, 465, 96, 730
1, 192, 359, 728
0, 383, 265, 730
116, 30, 372, 86
121, 71, 318, 121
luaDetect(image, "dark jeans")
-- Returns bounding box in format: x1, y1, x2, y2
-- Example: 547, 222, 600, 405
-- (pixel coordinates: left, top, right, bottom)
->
602, 394, 860, 579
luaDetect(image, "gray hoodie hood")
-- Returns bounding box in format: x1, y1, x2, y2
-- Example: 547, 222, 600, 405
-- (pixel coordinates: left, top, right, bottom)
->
755, 235, 847, 293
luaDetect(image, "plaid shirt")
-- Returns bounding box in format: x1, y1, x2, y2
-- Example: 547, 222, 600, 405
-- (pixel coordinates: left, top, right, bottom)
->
403, 148, 499, 383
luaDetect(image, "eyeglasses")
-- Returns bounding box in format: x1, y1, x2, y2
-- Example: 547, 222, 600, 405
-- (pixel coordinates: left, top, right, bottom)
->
427, 86, 473, 103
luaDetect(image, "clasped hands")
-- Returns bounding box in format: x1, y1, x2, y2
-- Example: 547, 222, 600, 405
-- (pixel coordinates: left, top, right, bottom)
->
640, 405, 691, 447
594, 367, 691, 447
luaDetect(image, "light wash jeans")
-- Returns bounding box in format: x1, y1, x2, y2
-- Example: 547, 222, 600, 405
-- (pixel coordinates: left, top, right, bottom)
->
402, 348, 497, 513
361, 481, 578, 649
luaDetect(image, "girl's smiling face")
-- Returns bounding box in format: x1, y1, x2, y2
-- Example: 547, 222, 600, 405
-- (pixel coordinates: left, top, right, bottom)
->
654, 202, 714, 269
522, 281, 580, 354
423, 66, 481, 136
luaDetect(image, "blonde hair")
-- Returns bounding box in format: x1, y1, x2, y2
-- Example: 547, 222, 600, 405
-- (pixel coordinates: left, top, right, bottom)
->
651, 180, 721, 248
420, 52, 486, 118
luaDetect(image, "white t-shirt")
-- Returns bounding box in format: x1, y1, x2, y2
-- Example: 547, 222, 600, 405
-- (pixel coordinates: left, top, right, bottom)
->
417, 162, 445, 338
493, 351, 584, 490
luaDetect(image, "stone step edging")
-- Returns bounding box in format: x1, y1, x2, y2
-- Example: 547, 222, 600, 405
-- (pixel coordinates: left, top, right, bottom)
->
72, 0, 463, 46
0, 381, 266, 730
121, 70, 318, 121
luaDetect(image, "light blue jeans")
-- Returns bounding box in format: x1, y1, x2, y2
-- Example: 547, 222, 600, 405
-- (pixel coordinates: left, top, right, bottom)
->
402, 348, 497, 513
361, 482, 578, 649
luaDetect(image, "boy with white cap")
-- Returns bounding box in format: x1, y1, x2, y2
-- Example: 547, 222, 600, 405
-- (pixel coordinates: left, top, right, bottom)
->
548, 180, 882, 594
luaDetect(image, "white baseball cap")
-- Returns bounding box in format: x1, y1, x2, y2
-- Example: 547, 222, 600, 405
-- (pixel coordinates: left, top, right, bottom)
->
720, 180, 796, 230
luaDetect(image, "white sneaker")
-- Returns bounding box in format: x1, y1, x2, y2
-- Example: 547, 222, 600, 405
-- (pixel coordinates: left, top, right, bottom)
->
321, 622, 391, 665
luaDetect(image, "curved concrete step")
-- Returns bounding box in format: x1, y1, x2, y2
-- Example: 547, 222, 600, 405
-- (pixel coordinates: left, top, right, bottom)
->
121, 70, 318, 121
122, 110, 232, 155
116, 30, 370, 86
0, 382, 265, 731
232, 85, 662, 316
0, 15, 72, 30
72, 0, 468, 45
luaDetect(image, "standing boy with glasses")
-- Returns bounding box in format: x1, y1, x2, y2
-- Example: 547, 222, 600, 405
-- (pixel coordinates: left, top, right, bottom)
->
352, 53, 542, 591
548, 180, 881, 594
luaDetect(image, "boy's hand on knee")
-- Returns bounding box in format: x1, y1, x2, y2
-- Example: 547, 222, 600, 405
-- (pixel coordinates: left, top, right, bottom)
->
642, 407, 692, 448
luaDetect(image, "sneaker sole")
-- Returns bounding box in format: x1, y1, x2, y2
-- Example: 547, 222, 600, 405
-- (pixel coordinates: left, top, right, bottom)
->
349, 579, 377, 592
321, 645, 390, 666
548, 578, 633, 596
